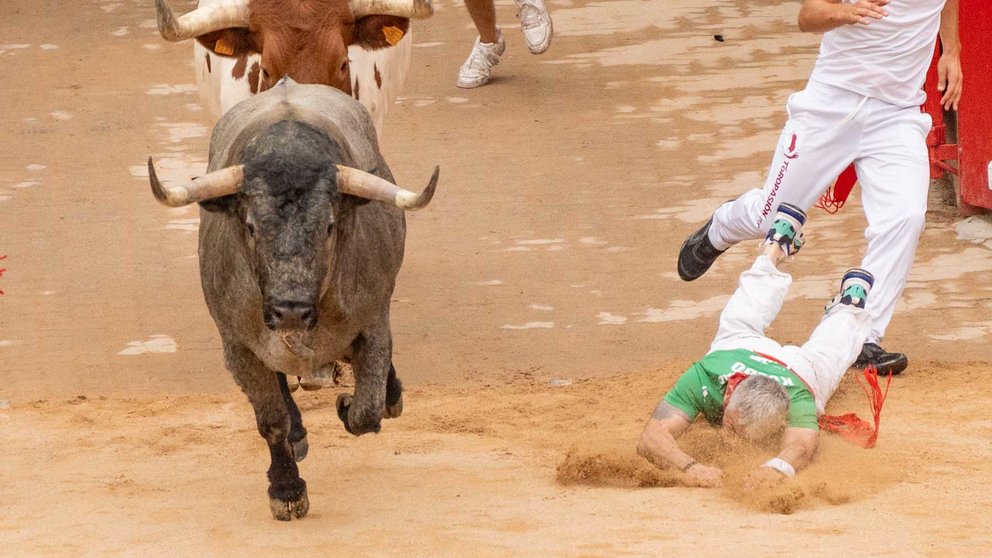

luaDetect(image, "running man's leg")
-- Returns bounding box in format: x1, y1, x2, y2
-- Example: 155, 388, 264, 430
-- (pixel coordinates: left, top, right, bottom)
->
457, 0, 506, 88
464, 0, 499, 42
679, 83, 862, 282
707, 83, 864, 251
855, 105, 932, 344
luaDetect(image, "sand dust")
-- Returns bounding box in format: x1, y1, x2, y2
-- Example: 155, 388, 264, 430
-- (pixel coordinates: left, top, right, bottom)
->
4, 365, 992, 555
2, 0, 992, 555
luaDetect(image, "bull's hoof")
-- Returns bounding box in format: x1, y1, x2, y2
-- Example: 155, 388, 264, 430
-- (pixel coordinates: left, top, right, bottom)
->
336, 393, 356, 434
335, 393, 381, 435
292, 434, 309, 463
269, 488, 309, 521
385, 376, 403, 419
384, 394, 403, 419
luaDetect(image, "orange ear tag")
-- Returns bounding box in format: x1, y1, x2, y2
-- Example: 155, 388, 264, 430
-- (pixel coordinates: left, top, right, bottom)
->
382, 26, 405, 46
214, 38, 235, 56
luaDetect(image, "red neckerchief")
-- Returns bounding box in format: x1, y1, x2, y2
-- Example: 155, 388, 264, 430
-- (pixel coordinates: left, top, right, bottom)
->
722, 372, 750, 408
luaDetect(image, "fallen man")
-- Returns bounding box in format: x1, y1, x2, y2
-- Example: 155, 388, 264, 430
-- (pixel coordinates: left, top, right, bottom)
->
639, 203, 875, 488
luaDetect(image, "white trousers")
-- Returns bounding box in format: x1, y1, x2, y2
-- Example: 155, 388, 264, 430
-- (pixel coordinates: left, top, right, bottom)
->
709, 255, 872, 414
707, 80, 932, 343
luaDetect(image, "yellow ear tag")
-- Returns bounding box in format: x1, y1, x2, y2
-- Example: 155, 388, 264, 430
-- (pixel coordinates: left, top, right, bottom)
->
214, 38, 235, 56
382, 26, 405, 46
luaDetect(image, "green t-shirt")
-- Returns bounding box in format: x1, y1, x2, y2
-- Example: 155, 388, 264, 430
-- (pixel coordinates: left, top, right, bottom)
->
663, 348, 818, 430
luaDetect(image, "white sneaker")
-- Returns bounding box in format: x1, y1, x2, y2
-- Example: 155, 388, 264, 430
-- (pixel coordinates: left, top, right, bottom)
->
515, 0, 553, 54
456, 31, 507, 89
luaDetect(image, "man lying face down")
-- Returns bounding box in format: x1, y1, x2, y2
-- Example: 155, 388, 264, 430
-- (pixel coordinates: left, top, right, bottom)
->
639, 203, 875, 488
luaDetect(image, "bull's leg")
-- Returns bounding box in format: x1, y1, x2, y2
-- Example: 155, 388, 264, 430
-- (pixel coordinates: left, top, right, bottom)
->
227, 345, 308, 520
336, 326, 392, 435
384, 363, 403, 419
277, 373, 309, 462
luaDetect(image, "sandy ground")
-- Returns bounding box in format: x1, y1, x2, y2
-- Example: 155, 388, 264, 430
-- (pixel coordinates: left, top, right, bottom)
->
2, 0, 992, 555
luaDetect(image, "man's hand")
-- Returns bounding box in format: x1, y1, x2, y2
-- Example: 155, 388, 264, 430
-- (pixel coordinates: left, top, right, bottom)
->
938, 0, 962, 111
937, 51, 962, 110
683, 463, 725, 488
639, 403, 725, 488
799, 0, 889, 33
839, 0, 890, 26
742, 466, 787, 491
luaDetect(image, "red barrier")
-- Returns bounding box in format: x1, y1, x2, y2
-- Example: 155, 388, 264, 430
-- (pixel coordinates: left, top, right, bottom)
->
923, 0, 992, 210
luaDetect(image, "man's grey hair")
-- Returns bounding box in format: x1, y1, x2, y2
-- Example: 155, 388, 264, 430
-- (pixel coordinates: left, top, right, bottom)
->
725, 375, 790, 440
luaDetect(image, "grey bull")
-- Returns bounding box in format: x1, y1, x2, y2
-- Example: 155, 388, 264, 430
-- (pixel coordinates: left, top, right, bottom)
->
146, 80, 438, 520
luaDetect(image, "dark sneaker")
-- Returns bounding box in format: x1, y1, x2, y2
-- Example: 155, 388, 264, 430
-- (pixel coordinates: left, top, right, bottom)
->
763, 202, 807, 257
825, 268, 874, 313
855, 342, 908, 376
677, 217, 726, 281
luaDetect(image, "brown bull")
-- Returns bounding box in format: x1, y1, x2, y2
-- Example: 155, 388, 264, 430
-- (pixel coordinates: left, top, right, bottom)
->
155, 0, 433, 127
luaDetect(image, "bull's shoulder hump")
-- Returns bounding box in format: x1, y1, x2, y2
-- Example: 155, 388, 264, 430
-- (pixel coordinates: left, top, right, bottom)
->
208, 82, 381, 168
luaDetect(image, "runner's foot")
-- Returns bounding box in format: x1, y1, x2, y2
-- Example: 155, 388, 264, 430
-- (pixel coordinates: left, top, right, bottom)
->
856, 342, 909, 376
677, 217, 726, 281
514, 0, 553, 54
456, 30, 507, 89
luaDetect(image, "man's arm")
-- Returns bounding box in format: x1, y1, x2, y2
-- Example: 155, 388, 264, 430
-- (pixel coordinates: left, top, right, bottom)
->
774, 426, 820, 471
798, 0, 890, 33
938, 0, 962, 110
743, 427, 819, 489
637, 402, 724, 488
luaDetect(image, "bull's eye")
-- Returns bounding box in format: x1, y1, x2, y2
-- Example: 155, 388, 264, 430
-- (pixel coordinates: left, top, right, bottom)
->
246, 222, 256, 237
340, 60, 349, 73
326, 222, 334, 236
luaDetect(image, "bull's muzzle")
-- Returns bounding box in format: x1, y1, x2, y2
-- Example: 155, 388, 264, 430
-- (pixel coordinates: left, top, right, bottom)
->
264, 300, 318, 331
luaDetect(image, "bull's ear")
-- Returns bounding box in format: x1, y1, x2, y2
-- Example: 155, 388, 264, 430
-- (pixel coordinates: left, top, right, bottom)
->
351, 16, 410, 50
195, 28, 259, 58
198, 194, 238, 213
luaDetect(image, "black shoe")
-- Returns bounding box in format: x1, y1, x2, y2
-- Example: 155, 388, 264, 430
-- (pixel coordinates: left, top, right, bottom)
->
677, 217, 726, 281
855, 342, 908, 376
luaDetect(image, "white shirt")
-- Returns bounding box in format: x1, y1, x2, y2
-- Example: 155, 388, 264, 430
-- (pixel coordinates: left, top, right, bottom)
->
809, 0, 946, 108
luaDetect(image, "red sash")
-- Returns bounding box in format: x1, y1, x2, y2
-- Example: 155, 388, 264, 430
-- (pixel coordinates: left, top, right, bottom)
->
818, 365, 892, 449
816, 163, 858, 214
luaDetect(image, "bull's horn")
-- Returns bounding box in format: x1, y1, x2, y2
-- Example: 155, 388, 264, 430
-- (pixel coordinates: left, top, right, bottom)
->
349, 0, 434, 19
155, 0, 251, 42
147, 158, 244, 207
335, 165, 439, 210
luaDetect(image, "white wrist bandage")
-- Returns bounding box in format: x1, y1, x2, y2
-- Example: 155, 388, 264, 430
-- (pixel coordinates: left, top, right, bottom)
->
762, 458, 796, 478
